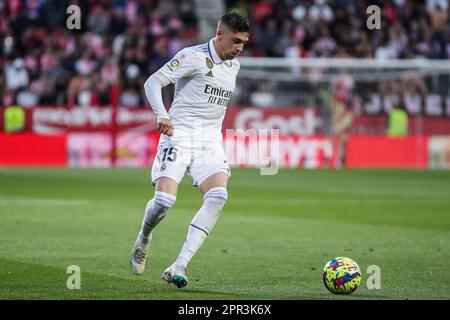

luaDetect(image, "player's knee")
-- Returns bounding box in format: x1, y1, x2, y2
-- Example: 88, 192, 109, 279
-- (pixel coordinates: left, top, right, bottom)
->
154, 191, 177, 211
203, 187, 228, 208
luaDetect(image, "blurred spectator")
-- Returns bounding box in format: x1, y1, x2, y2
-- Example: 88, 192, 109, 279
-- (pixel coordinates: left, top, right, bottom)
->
5, 58, 29, 90
375, 31, 396, 59
317, 73, 357, 167
87, 5, 110, 34
17, 85, 38, 107
252, 0, 274, 23
402, 71, 428, 115
101, 57, 119, 86
292, 2, 307, 23
379, 79, 402, 114
308, 0, 334, 24
75, 52, 97, 76
120, 88, 141, 107
313, 25, 337, 57
426, 0, 448, 58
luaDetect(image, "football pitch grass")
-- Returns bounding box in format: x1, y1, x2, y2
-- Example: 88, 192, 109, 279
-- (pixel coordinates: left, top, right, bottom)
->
0, 168, 449, 300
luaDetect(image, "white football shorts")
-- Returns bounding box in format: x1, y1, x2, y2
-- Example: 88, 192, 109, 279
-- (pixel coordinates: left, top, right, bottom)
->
151, 134, 230, 187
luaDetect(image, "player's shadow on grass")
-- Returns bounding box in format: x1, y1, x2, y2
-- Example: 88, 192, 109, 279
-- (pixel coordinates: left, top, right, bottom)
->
0, 258, 240, 299
170, 288, 241, 297
150, 282, 242, 298
307, 292, 392, 300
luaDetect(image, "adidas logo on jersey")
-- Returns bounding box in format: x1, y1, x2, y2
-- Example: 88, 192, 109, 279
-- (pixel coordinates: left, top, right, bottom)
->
205, 70, 214, 77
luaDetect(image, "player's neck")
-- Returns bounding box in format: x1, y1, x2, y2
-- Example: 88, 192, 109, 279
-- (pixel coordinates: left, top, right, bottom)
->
212, 38, 226, 61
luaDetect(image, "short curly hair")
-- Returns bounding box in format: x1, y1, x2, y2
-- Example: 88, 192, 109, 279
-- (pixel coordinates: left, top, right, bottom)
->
219, 12, 250, 34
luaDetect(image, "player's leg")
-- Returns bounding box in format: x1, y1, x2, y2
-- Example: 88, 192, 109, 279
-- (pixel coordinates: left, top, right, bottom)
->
131, 178, 179, 275
163, 147, 230, 288
137, 177, 178, 245
131, 138, 186, 275
163, 173, 228, 288
162, 140, 230, 287
176, 172, 228, 265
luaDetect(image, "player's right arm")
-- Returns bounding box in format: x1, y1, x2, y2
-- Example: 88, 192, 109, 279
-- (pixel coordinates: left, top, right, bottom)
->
144, 48, 198, 136
144, 70, 173, 136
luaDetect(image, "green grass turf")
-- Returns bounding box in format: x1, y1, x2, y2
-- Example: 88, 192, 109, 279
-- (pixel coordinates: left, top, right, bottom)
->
0, 168, 449, 300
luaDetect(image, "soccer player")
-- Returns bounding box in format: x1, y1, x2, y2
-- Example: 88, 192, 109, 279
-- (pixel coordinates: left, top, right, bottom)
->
130, 13, 250, 288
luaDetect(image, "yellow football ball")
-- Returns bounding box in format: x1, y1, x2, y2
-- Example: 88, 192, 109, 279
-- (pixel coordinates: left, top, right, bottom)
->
322, 257, 362, 295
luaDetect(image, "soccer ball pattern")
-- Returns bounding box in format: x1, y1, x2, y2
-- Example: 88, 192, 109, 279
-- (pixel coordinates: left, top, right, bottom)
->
322, 257, 362, 295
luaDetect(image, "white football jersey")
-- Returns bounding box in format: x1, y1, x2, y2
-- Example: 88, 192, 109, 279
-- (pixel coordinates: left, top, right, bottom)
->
156, 39, 240, 138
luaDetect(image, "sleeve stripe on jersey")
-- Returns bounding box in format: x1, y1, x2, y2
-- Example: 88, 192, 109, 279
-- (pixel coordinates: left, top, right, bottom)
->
195, 44, 209, 53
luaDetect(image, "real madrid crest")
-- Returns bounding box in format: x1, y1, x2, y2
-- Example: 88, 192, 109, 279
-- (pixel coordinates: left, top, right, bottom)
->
160, 162, 166, 171
206, 57, 213, 69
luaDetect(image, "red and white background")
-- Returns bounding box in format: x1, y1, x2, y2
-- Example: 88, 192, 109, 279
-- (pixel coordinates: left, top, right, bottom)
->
1, 105, 449, 169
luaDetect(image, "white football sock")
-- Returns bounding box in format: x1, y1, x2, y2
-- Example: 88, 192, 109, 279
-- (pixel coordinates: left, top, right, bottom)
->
174, 187, 228, 268
139, 191, 176, 244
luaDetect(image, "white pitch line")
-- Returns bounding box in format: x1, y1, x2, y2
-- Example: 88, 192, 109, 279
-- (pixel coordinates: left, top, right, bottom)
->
180, 198, 436, 206
0, 199, 93, 206
0, 198, 441, 207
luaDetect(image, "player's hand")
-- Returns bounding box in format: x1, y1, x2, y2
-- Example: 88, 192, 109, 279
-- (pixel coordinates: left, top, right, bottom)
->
157, 118, 174, 136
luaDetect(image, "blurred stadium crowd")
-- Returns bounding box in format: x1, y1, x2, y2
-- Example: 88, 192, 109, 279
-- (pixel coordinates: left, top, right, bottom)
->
0, 0, 449, 108
232, 0, 449, 59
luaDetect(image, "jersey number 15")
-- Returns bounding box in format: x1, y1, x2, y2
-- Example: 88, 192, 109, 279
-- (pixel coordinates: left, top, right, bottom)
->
160, 147, 178, 162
